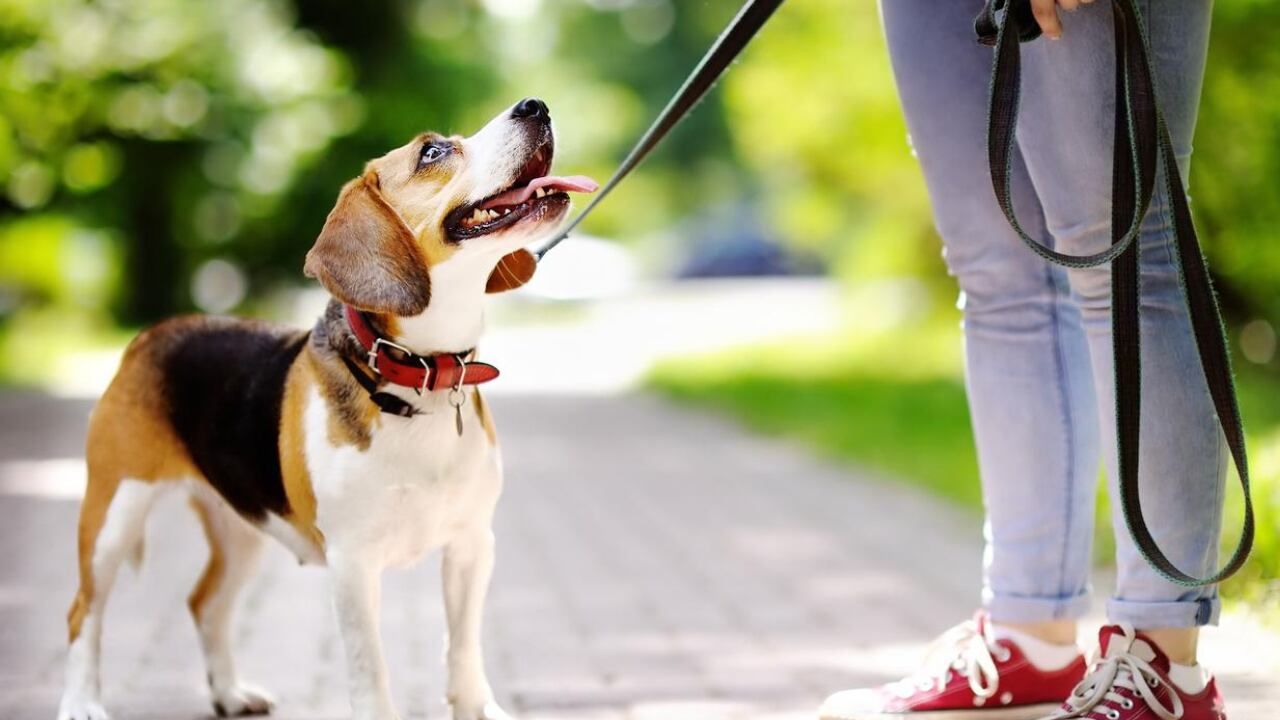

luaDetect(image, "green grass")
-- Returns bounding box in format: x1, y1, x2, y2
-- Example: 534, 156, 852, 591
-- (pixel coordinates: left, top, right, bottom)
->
653, 321, 983, 509
649, 320, 1280, 622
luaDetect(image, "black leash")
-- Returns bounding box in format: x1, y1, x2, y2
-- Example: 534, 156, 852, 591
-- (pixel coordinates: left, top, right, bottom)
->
978, 0, 1254, 586
534, 0, 786, 261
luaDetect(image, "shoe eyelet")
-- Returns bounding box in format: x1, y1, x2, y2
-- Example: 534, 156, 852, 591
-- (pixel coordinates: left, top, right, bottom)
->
1121, 699, 1134, 710
1107, 711, 1121, 720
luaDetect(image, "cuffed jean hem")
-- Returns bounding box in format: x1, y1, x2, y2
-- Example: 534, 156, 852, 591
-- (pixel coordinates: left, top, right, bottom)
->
1107, 596, 1220, 629
983, 589, 1092, 624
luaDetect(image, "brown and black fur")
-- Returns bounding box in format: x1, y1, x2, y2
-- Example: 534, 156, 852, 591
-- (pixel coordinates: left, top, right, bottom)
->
160, 318, 308, 520
70, 310, 360, 640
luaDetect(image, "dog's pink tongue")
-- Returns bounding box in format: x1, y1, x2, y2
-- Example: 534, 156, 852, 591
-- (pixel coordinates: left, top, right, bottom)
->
480, 175, 599, 209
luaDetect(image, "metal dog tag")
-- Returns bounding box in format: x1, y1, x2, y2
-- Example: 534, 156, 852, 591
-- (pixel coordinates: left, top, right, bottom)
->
448, 388, 466, 437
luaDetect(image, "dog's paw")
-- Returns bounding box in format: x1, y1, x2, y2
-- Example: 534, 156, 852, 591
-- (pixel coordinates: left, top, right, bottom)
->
211, 683, 275, 717
56, 697, 111, 720
451, 700, 514, 720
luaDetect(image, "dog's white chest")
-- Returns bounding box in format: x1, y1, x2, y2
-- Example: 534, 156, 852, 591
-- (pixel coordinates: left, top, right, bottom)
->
304, 388, 499, 568
364, 480, 448, 566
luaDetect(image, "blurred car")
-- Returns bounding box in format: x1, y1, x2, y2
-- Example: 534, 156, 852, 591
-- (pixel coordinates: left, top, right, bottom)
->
672, 203, 824, 279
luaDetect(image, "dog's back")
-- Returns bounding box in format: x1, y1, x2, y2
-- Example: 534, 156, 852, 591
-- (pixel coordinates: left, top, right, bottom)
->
144, 317, 306, 519
85, 316, 306, 516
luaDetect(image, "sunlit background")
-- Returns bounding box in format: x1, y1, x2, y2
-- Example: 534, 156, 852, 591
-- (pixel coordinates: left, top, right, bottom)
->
0, 0, 1277, 717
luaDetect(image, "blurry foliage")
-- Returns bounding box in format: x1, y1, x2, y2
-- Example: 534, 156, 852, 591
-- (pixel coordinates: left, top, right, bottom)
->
723, 0, 937, 286
722, 0, 1279, 361
0, 0, 359, 324
0, 0, 1277, 378
0, 0, 748, 337
1194, 0, 1280, 329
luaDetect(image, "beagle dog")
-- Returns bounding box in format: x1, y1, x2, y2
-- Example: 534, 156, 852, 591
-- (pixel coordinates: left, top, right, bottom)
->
57, 98, 597, 720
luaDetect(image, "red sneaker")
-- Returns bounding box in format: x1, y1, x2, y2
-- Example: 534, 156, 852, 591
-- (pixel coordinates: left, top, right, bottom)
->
819, 612, 1086, 719
1045, 624, 1226, 720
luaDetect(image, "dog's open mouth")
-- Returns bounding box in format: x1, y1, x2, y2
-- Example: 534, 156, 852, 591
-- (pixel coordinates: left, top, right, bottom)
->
446, 141, 598, 241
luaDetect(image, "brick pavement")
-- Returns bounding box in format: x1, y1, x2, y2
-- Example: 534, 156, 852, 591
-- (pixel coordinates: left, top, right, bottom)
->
0, 391, 1276, 719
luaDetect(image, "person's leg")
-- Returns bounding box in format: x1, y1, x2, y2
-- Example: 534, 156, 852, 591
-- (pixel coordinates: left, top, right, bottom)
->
1012, 0, 1222, 662
821, 10, 1099, 716
881, 0, 1100, 633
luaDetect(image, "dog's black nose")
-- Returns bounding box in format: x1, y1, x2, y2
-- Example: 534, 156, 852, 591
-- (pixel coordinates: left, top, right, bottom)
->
512, 97, 550, 122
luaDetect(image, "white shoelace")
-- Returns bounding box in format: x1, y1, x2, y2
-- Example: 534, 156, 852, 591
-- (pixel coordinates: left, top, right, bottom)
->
1049, 624, 1183, 720
888, 618, 1009, 700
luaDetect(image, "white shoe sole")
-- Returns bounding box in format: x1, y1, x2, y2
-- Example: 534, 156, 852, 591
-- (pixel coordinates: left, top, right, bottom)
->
819, 703, 1060, 720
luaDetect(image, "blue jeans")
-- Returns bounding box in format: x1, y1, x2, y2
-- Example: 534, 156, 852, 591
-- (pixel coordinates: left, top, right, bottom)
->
881, 0, 1225, 628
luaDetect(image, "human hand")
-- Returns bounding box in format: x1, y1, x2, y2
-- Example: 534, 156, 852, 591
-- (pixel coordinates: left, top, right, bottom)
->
1031, 0, 1097, 39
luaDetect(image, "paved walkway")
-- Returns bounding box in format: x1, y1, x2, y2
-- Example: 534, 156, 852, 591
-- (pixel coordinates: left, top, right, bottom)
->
1, 391, 1276, 719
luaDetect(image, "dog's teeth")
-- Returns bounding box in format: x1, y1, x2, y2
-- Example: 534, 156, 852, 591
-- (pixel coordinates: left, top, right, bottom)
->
501, 208, 510, 215
534, 188, 546, 199
487, 209, 499, 220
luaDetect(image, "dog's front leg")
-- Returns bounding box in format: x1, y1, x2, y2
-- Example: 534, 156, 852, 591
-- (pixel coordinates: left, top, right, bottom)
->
442, 528, 511, 720
330, 551, 399, 720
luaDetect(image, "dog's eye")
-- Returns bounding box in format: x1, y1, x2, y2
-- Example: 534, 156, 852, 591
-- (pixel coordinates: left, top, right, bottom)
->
417, 142, 449, 169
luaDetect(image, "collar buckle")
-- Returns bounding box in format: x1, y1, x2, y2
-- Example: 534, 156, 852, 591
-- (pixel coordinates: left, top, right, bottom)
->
367, 336, 414, 376
369, 336, 433, 395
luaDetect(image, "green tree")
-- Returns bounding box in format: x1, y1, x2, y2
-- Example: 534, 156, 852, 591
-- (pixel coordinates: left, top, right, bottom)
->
0, 0, 357, 323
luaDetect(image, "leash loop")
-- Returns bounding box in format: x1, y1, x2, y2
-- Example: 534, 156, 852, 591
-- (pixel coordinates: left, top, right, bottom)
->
982, 0, 1154, 269
979, 0, 1253, 587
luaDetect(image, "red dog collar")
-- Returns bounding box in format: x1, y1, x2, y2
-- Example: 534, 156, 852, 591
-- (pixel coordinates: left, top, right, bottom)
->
344, 304, 499, 393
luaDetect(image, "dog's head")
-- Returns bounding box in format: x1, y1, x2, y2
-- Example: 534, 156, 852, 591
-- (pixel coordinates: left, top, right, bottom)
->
304, 98, 597, 315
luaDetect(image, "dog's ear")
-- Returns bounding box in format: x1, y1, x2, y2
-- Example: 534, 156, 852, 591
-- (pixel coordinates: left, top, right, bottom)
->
304, 173, 432, 315
485, 249, 537, 293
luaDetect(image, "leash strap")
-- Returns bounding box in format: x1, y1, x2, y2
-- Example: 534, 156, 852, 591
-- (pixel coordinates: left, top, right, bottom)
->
978, 0, 1253, 586
534, 0, 786, 261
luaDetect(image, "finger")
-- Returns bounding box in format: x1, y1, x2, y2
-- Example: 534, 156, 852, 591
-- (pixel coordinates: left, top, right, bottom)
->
1059, 0, 1080, 10
1032, 0, 1063, 38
